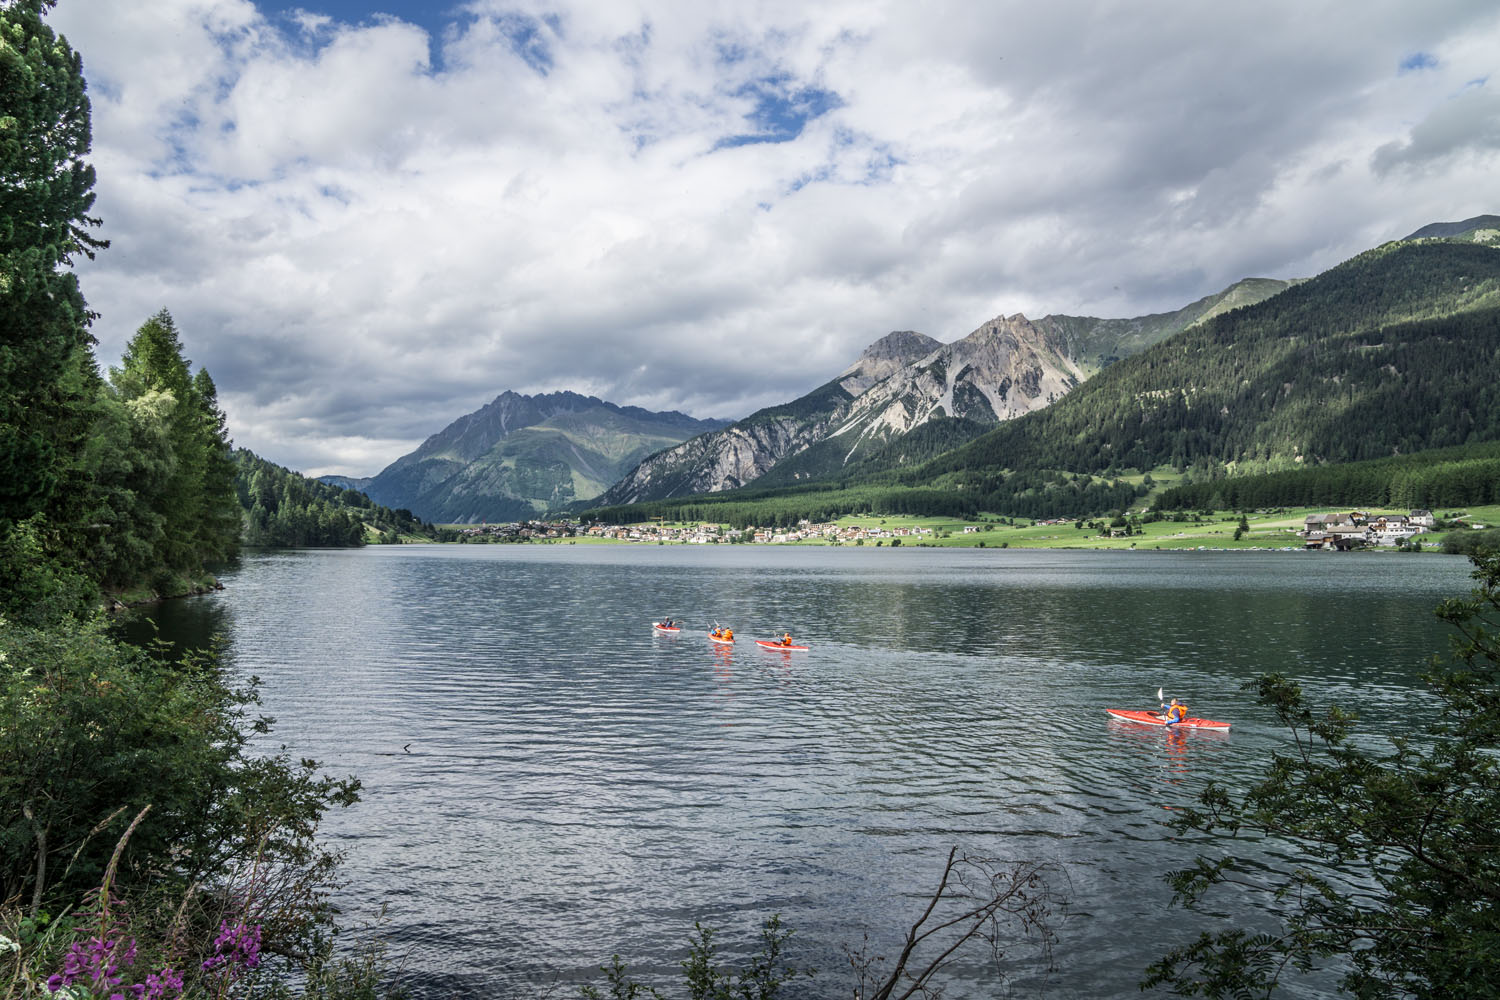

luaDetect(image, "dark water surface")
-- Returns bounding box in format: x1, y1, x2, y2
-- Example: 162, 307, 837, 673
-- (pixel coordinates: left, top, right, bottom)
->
135, 546, 1478, 997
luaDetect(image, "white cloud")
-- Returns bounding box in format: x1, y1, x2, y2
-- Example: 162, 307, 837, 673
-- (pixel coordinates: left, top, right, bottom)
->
46, 0, 1500, 475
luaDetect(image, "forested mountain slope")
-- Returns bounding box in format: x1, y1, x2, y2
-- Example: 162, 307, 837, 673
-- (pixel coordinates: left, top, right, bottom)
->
362, 390, 727, 523
235, 450, 431, 545
600, 278, 1294, 506
1154, 440, 1500, 512
906, 241, 1500, 484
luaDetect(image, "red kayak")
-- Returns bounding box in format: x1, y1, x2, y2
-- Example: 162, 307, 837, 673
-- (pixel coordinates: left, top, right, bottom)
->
1106, 708, 1231, 731
652, 622, 680, 634
754, 639, 809, 651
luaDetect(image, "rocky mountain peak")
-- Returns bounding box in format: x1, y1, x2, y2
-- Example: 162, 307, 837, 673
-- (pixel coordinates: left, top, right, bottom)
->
839, 330, 943, 396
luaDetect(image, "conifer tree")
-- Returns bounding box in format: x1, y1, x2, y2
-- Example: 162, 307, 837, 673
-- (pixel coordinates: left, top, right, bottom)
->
0, 0, 107, 618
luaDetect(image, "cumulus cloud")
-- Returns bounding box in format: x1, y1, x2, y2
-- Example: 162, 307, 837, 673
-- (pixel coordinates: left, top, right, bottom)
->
45, 0, 1500, 475
1372, 84, 1500, 175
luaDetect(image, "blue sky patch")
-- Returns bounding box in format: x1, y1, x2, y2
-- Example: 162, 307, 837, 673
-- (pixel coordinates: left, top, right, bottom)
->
256, 1, 464, 71
1399, 51, 1438, 74
715, 74, 843, 149
257, 0, 457, 38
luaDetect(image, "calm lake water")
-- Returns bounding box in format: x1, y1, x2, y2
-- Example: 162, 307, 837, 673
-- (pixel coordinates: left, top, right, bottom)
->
134, 545, 1479, 998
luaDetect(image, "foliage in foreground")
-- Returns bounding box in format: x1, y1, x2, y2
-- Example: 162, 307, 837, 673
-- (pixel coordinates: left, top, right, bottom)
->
1144, 550, 1500, 998
0, 615, 391, 997
582, 850, 1062, 1000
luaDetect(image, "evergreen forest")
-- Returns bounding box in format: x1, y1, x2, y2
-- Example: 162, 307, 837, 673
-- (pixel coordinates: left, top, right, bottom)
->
1155, 441, 1500, 512
235, 450, 433, 547
0, 5, 398, 998
911, 241, 1500, 484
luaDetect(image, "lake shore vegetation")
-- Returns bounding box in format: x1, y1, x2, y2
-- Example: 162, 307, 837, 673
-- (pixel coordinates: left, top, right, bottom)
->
1143, 548, 1500, 997
0, 3, 403, 997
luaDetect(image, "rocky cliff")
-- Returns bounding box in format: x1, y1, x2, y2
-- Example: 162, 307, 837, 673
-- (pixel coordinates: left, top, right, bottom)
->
593, 275, 1300, 507
752, 313, 1088, 485
594, 332, 941, 505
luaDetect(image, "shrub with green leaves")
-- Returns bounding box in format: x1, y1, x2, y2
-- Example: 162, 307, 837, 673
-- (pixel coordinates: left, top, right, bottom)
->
1144, 550, 1500, 998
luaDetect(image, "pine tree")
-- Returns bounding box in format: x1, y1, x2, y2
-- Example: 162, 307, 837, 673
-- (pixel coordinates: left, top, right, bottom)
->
0, 0, 108, 619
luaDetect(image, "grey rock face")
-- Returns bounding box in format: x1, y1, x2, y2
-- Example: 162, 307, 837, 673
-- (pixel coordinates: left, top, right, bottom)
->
595, 319, 1082, 504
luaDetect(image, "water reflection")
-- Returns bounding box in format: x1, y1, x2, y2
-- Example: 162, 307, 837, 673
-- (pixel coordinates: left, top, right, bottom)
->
129, 547, 1475, 1000
114, 598, 231, 661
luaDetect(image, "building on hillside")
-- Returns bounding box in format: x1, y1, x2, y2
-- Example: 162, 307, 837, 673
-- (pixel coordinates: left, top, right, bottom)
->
1303, 512, 1355, 532
1304, 523, 1370, 550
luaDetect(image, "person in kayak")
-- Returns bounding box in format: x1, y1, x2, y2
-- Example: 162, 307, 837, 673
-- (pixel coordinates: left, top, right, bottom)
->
1160, 698, 1188, 726
781, 632, 793, 646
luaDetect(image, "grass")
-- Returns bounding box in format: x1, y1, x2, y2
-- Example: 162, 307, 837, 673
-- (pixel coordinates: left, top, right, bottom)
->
429, 503, 1500, 552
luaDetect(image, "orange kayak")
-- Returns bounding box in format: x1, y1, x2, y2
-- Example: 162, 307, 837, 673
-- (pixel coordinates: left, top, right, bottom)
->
1105, 708, 1230, 731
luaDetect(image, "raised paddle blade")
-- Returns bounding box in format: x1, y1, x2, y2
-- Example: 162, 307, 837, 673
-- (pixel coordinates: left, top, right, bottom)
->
1157, 687, 1164, 702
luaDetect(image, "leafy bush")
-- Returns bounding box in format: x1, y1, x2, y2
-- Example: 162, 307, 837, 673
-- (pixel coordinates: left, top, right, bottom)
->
0, 616, 361, 977
1145, 551, 1500, 997
1442, 527, 1500, 557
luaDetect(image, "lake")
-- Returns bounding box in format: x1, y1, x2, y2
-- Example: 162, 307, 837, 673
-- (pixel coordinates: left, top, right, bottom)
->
132, 545, 1479, 998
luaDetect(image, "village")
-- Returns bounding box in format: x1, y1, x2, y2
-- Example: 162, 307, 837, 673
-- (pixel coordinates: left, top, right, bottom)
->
1300, 509, 1439, 549
442, 507, 1475, 552
451, 519, 942, 544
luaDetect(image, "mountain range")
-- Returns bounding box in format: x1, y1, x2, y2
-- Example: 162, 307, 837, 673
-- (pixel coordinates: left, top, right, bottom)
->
343, 215, 1499, 524
350, 391, 726, 523
912, 238, 1500, 486
595, 277, 1296, 505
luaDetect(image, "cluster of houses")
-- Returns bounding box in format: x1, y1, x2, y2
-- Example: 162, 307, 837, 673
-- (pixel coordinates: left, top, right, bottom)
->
580, 520, 936, 544
1301, 510, 1435, 549
452, 519, 942, 544
456, 520, 576, 540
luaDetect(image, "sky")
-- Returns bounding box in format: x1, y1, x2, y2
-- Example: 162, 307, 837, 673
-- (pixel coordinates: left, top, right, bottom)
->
44, 0, 1500, 477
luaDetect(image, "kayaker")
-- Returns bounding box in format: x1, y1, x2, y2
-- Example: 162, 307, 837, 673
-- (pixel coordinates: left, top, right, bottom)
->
725, 628, 733, 641
1160, 698, 1188, 726
782, 633, 793, 646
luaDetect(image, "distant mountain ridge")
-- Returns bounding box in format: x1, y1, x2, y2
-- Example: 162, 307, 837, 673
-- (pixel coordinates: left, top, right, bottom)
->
597, 275, 1294, 505
358, 390, 727, 523
1034, 277, 1301, 373
908, 240, 1500, 487
1402, 215, 1500, 242
595, 333, 943, 504
318, 474, 373, 493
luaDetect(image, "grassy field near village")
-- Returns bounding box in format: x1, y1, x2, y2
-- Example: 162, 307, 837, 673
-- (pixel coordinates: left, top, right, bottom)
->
432, 499, 1500, 551
553, 504, 1500, 551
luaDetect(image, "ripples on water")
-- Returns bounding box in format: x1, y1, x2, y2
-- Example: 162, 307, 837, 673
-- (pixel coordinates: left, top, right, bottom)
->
136, 546, 1476, 998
